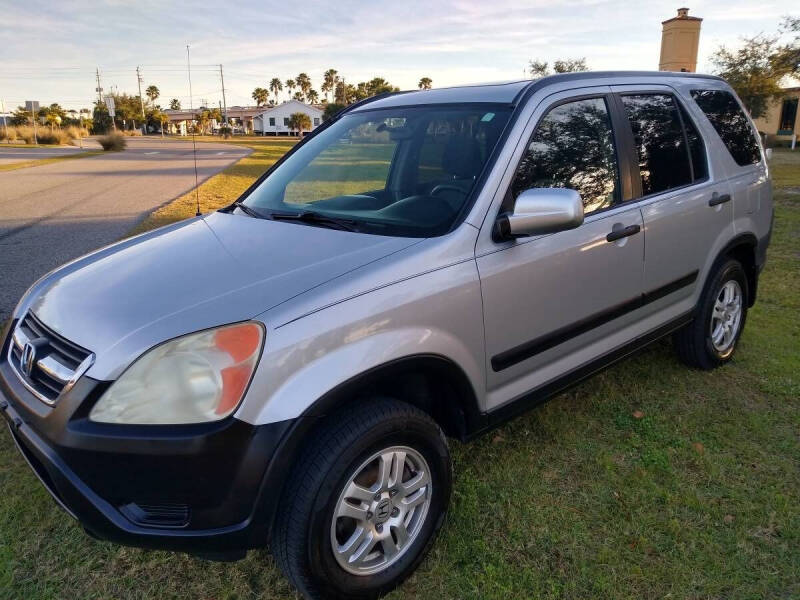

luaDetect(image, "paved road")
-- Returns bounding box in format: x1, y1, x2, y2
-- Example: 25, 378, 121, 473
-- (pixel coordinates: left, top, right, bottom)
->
0, 137, 251, 321
0, 144, 96, 166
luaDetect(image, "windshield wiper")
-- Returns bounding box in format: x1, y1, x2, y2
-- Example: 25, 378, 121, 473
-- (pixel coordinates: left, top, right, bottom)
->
233, 201, 268, 219
269, 210, 359, 232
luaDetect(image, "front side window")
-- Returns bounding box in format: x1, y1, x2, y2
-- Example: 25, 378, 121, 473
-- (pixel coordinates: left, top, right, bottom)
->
511, 97, 619, 215
621, 94, 693, 196
242, 105, 511, 237
690, 89, 761, 166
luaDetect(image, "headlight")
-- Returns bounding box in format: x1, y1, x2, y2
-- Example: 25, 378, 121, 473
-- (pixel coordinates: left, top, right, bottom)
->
89, 322, 264, 424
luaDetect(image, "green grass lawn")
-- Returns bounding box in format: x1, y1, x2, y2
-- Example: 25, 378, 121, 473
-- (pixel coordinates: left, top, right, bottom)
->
1, 148, 798, 599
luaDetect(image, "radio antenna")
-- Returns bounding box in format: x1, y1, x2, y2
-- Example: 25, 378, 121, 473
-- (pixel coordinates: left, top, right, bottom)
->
186, 44, 201, 217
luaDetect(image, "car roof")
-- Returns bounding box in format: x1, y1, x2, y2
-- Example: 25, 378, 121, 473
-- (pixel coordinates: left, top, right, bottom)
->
349, 71, 725, 112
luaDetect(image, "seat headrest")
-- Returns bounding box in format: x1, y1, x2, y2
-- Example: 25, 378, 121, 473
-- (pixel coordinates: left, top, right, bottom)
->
441, 135, 483, 179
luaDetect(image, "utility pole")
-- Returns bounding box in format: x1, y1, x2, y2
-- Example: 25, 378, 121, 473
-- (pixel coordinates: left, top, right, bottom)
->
95, 68, 103, 104
219, 64, 228, 124
136, 66, 146, 133
1, 99, 8, 144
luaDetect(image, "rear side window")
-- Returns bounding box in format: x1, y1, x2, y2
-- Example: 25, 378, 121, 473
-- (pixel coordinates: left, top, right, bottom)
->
681, 103, 708, 181
621, 94, 694, 196
690, 89, 761, 167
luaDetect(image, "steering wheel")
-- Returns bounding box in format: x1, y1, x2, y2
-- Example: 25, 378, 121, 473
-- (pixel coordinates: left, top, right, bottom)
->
430, 184, 468, 197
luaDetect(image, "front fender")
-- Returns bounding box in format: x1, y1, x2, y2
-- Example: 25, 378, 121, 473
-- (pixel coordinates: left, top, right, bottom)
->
235, 260, 486, 425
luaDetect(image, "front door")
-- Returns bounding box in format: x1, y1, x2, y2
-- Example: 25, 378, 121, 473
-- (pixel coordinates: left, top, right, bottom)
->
477, 93, 645, 410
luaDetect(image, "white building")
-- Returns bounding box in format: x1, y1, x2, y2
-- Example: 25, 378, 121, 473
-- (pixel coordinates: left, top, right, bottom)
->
253, 100, 324, 136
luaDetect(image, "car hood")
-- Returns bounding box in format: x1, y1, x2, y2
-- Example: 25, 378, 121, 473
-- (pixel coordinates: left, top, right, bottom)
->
28, 211, 420, 379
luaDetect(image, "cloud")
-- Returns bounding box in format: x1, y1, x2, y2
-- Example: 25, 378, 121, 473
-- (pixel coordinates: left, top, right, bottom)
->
1, 0, 795, 109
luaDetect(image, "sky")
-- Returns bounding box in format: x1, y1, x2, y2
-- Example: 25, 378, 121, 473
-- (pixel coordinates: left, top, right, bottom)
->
0, 0, 796, 112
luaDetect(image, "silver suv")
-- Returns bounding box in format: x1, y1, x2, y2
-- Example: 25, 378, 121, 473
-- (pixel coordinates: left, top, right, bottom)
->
1, 72, 772, 599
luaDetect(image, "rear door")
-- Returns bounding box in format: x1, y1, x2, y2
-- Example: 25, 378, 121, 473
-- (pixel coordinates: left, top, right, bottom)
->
610, 84, 729, 316
689, 88, 769, 219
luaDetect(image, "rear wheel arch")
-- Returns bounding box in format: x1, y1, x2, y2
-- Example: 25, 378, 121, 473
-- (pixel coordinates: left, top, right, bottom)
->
717, 233, 757, 306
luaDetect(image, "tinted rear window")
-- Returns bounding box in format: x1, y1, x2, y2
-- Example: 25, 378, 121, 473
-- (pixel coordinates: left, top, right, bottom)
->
690, 89, 761, 167
621, 94, 693, 196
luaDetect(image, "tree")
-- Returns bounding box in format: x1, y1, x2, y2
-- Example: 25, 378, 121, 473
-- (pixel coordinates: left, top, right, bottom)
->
322, 68, 339, 101
285, 79, 296, 100
323, 103, 346, 121
145, 85, 160, 103
42, 103, 66, 128
288, 112, 312, 136
528, 58, 588, 78
296, 73, 312, 100
252, 87, 269, 106
334, 80, 354, 104
418, 77, 433, 90
92, 101, 112, 133
554, 58, 588, 73
710, 21, 799, 118
269, 77, 283, 104
195, 110, 211, 134
307, 89, 320, 104
10, 106, 33, 126
169, 98, 181, 110
352, 77, 400, 101
293, 91, 305, 101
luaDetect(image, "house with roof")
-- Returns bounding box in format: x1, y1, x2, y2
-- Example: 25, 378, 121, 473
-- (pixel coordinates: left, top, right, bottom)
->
253, 100, 324, 136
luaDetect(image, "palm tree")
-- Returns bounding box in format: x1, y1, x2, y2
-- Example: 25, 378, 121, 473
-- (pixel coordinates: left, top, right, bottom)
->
293, 91, 305, 102
418, 77, 433, 90
252, 87, 269, 107
145, 85, 160, 103
169, 98, 181, 110
285, 79, 296, 100
322, 69, 338, 102
296, 73, 312, 100
307, 89, 320, 104
288, 112, 312, 136
269, 78, 283, 104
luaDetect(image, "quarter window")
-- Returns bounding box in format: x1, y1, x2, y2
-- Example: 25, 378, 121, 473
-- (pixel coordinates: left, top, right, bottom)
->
512, 97, 619, 215
690, 89, 761, 166
620, 94, 693, 196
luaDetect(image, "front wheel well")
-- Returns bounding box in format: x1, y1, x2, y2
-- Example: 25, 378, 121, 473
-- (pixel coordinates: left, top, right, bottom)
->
303, 355, 483, 441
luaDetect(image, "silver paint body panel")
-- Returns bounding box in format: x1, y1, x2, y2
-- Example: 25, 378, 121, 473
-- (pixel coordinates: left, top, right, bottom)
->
9, 72, 772, 426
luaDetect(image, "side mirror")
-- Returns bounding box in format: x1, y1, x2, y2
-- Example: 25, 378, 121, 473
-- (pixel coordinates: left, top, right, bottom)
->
495, 188, 584, 240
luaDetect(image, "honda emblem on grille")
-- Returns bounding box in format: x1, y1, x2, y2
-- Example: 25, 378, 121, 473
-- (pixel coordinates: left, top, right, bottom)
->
20, 341, 37, 377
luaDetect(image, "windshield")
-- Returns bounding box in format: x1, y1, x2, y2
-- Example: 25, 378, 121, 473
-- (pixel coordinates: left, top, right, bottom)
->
241, 105, 512, 237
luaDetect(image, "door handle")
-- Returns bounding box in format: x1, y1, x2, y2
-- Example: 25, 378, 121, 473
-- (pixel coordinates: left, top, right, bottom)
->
606, 224, 641, 242
708, 193, 731, 207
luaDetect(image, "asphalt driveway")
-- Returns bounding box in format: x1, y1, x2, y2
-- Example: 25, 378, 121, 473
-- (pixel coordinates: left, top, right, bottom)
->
0, 137, 251, 321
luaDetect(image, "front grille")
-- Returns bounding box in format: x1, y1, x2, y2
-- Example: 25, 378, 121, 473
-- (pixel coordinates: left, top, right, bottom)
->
8, 312, 94, 404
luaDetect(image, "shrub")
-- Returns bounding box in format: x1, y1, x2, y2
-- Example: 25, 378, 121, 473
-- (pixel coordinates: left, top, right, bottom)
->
120, 129, 143, 137
0, 127, 17, 142
15, 126, 36, 144
97, 132, 126, 151
35, 128, 70, 145
65, 126, 89, 139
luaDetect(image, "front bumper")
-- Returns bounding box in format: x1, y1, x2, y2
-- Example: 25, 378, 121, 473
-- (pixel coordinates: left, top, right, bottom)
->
0, 320, 297, 554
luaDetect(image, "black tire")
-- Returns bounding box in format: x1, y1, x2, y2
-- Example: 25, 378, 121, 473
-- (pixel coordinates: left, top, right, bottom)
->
674, 258, 748, 370
272, 398, 452, 600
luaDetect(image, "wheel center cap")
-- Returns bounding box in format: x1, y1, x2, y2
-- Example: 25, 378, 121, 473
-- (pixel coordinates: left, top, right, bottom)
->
374, 498, 392, 523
